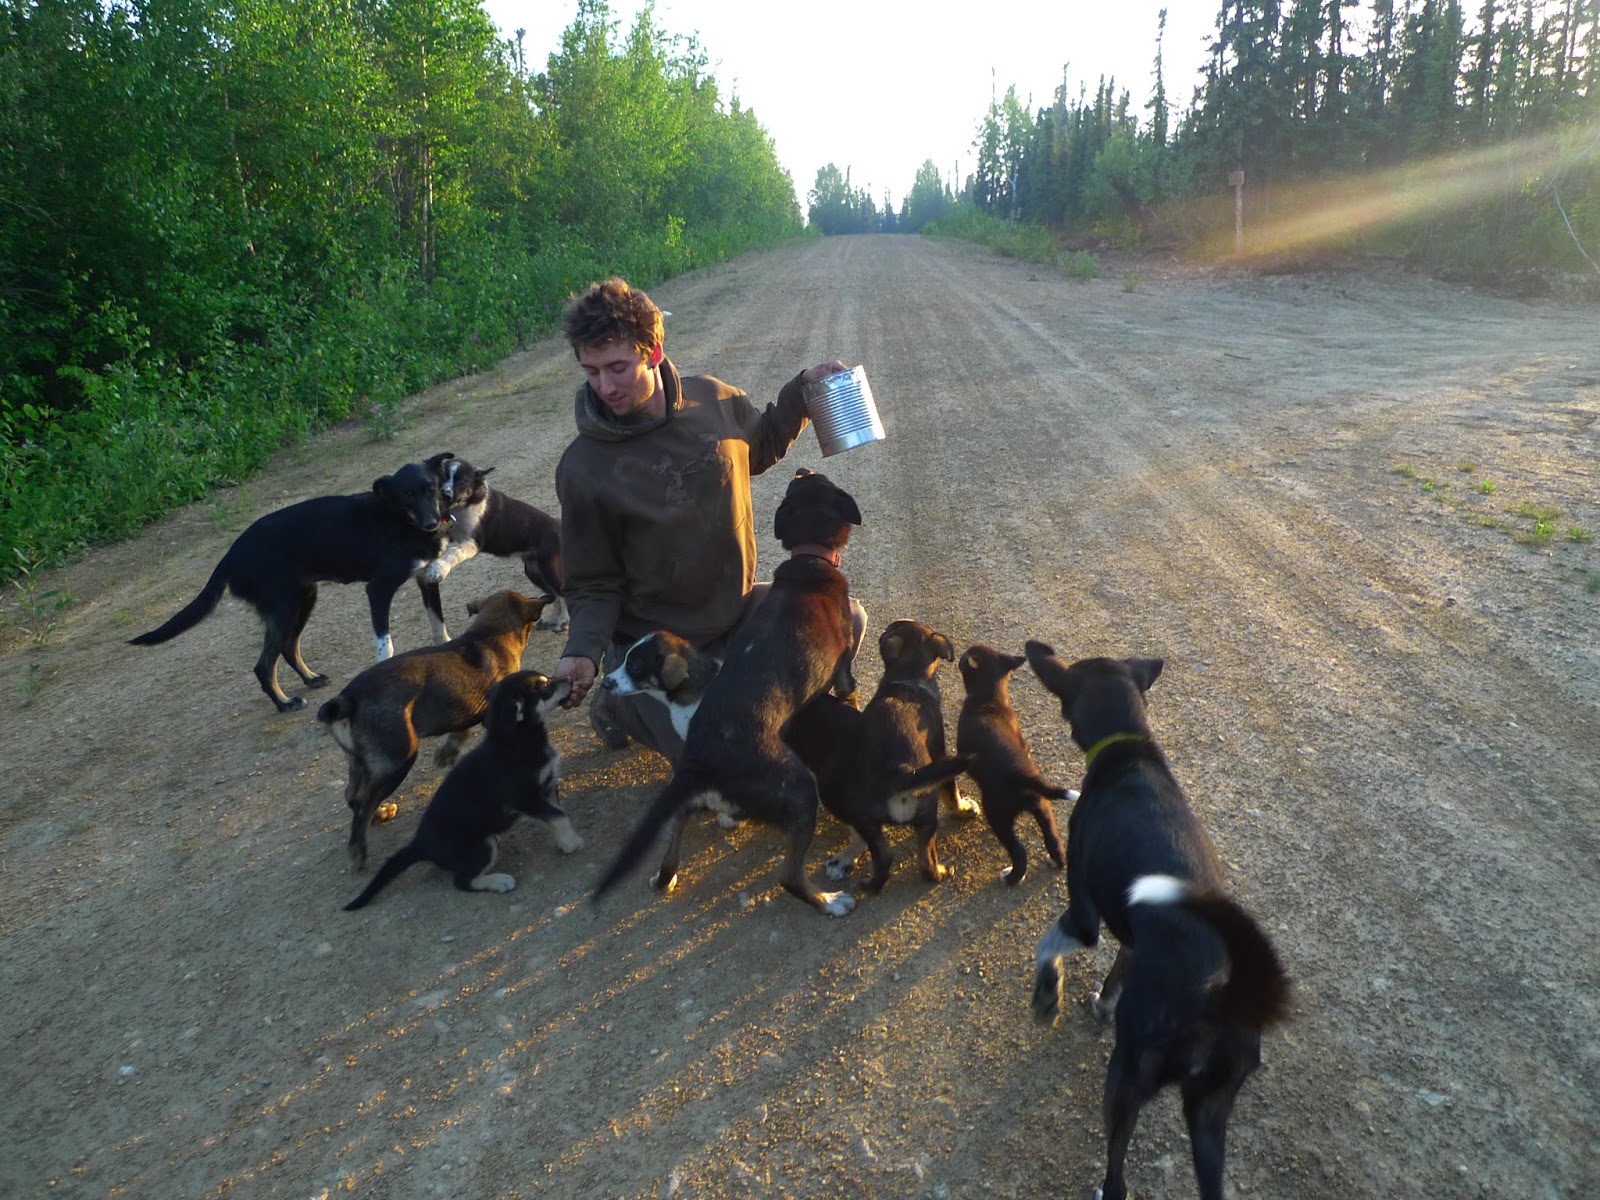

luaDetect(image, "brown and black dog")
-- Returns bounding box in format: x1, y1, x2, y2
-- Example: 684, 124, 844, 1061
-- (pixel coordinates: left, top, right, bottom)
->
1025, 641, 1291, 1200
801, 620, 974, 893
592, 469, 864, 916
317, 589, 546, 868
955, 643, 1072, 885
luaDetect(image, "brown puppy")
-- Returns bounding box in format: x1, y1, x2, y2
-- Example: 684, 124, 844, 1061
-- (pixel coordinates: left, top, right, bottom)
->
955, 644, 1071, 884
317, 589, 546, 867
817, 620, 974, 892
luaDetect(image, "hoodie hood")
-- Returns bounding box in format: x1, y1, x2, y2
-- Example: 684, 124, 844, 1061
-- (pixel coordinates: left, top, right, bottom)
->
573, 357, 682, 442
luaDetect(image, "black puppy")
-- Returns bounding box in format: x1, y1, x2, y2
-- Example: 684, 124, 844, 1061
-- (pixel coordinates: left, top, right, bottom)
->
593, 469, 863, 916
810, 620, 974, 892
344, 670, 577, 909
130, 464, 450, 711
419, 452, 567, 639
1025, 641, 1291, 1200
955, 644, 1072, 884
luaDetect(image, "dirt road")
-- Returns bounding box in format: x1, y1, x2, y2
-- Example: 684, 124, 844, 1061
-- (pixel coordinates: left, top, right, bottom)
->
3, 235, 1597, 1199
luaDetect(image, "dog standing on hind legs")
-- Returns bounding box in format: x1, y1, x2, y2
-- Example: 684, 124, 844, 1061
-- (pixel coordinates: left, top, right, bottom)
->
1023, 641, 1291, 1200
955, 643, 1073, 885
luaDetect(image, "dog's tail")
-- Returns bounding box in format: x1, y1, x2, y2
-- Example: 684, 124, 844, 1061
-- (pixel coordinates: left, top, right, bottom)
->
128, 558, 230, 646
592, 771, 702, 901
1007, 769, 1071, 800
344, 843, 425, 910
886, 753, 977, 800
1128, 874, 1292, 1028
315, 696, 357, 752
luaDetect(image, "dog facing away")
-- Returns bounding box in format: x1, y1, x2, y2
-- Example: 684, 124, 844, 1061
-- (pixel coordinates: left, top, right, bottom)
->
419, 452, 568, 639
129, 463, 451, 711
955, 644, 1073, 885
344, 670, 578, 909
806, 620, 974, 892
317, 590, 547, 868
592, 468, 864, 917
601, 630, 722, 742
1024, 641, 1291, 1200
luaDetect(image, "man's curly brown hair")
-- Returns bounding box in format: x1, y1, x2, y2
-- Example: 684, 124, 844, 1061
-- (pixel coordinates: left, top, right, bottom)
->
562, 278, 663, 358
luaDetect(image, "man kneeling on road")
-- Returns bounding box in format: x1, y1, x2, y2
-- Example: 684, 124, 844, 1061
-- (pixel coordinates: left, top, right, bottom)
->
551, 277, 865, 763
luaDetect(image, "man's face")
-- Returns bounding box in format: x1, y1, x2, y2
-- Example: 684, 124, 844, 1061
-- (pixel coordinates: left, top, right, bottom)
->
577, 339, 658, 419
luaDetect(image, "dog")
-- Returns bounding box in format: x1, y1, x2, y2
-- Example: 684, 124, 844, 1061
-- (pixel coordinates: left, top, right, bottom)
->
1024, 641, 1291, 1200
419, 452, 567, 640
955, 644, 1073, 884
798, 620, 974, 893
600, 630, 722, 742
592, 468, 864, 916
316, 589, 547, 868
344, 670, 578, 909
129, 463, 451, 711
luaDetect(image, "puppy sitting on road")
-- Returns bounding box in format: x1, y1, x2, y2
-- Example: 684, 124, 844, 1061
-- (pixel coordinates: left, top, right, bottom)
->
344, 670, 578, 909
130, 462, 451, 711
600, 630, 722, 742
317, 590, 547, 869
592, 469, 864, 917
1025, 641, 1291, 1200
417, 452, 568, 640
805, 620, 974, 893
955, 644, 1073, 884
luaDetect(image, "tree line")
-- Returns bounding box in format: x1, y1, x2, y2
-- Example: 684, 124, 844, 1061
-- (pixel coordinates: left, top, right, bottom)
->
818, 1, 1598, 273
0, 0, 803, 577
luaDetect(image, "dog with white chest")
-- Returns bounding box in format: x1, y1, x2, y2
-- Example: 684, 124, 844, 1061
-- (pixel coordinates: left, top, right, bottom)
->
600, 630, 722, 741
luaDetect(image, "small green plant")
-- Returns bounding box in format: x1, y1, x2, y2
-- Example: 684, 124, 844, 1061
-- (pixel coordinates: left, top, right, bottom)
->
7, 547, 74, 643
19, 662, 43, 706
1420, 477, 1440, 493
1123, 271, 1144, 292
1061, 251, 1099, 280
365, 395, 404, 442
1394, 463, 1418, 479
1511, 501, 1562, 522
1520, 518, 1558, 548
1585, 571, 1600, 594
1456, 461, 1478, 473
1568, 527, 1591, 544
1477, 479, 1496, 494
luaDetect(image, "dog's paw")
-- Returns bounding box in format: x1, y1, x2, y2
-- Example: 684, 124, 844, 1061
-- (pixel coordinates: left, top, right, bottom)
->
924, 863, 952, 884
817, 890, 857, 917
279, 696, 307, 713
824, 853, 856, 881
650, 869, 679, 893
473, 872, 516, 893
1089, 987, 1119, 1024
374, 802, 399, 823
553, 824, 584, 855
1031, 963, 1063, 1024
307, 674, 330, 689
1001, 865, 1027, 885
950, 788, 982, 819
536, 615, 570, 632
422, 561, 449, 584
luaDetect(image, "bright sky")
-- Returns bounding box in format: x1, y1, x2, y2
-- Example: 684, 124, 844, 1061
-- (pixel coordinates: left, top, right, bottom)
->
480, 1, 1218, 211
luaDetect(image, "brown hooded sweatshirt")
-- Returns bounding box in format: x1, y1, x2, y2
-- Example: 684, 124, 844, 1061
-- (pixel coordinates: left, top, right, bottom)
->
555, 357, 810, 667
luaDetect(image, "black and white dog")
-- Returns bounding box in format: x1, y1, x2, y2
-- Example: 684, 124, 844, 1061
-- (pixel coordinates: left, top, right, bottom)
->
418, 452, 567, 642
1025, 642, 1291, 1200
343, 670, 578, 909
600, 630, 722, 742
130, 463, 451, 711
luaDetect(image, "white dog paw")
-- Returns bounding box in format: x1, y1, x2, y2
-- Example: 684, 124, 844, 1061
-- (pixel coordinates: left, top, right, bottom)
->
554, 826, 584, 854
474, 873, 516, 893
818, 891, 857, 917
952, 788, 982, 818
714, 812, 740, 830
422, 562, 448, 584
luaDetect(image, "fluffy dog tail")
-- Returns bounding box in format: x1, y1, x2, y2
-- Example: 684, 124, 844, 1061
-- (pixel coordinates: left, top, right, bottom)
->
344, 843, 425, 910
592, 771, 702, 900
886, 753, 977, 799
128, 558, 230, 646
1129, 874, 1292, 1028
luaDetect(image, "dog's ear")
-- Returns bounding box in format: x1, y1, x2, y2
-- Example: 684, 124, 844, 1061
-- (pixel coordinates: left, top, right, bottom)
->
933, 633, 956, 662
836, 487, 863, 527
961, 648, 982, 673
660, 653, 689, 691
423, 452, 456, 473
1003, 652, 1027, 674
879, 631, 904, 663
371, 474, 393, 499
466, 596, 483, 617
477, 467, 495, 482
1025, 640, 1076, 700
519, 594, 547, 623
1124, 657, 1164, 694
